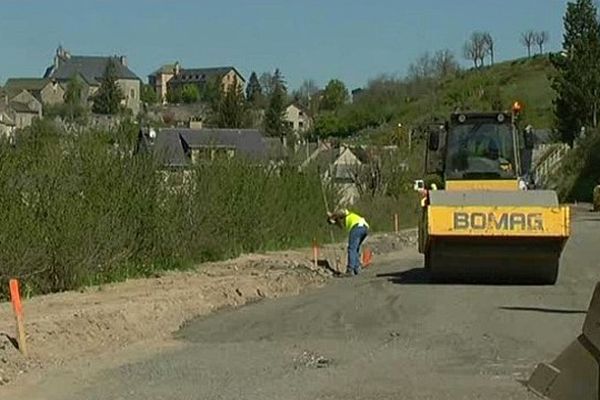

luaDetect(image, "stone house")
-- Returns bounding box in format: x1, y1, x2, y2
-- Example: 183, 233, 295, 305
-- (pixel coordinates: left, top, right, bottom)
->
3, 78, 65, 106
302, 142, 404, 205
329, 146, 368, 204
0, 90, 43, 129
148, 63, 179, 104
136, 125, 282, 168
44, 47, 141, 115
0, 110, 16, 138
285, 103, 312, 135
351, 88, 364, 103
149, 63, 244, 104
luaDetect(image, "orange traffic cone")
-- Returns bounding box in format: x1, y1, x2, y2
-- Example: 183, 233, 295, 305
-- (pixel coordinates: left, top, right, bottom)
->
362, 248, 373, 268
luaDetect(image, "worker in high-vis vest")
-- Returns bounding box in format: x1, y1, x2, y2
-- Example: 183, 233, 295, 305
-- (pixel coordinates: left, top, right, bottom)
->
327, 209, 370, 276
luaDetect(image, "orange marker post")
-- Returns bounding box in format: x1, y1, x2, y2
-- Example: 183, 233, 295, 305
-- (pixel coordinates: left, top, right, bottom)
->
312, 239, 319, 268
394, 213, 399, 234
9, 279, 28, 357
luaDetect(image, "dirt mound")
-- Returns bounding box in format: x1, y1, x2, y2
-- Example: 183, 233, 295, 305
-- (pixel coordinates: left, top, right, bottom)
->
0, 232, 414, 389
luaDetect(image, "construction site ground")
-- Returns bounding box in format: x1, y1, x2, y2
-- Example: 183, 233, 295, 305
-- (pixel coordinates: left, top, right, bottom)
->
2, 205, 599, 399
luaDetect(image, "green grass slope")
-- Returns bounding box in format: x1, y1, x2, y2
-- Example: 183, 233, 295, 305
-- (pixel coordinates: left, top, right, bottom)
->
400, 55, 556, 129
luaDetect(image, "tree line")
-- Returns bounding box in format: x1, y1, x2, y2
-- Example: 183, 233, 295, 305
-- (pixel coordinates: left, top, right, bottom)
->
462, 30, 550, 68
552, 0, 600, 145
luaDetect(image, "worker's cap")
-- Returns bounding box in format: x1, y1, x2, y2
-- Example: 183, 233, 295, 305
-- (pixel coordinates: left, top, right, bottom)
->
333, 208, 349, 216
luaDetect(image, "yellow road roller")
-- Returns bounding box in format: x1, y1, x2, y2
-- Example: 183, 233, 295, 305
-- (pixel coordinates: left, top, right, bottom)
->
416, 108, 570, 284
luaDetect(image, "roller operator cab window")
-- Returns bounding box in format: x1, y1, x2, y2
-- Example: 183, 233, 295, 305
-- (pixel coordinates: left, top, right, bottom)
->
445, 120, 516, 180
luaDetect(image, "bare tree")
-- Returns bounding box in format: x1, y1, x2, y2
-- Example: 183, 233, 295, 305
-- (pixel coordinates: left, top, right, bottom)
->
473, 32, 488, 67
534, 31, 550, 54
292, 79, 320, 112
408, 52, 436, 81
521, 31, 536, 57
463, 32, 488, 68
463, 41, 478, 68
433, 49, 460, 77
259, 72, 276, 97
482, 32, 495, 65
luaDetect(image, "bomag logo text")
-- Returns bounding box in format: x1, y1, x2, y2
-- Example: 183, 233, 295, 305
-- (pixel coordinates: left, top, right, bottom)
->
453, 212, 544, 231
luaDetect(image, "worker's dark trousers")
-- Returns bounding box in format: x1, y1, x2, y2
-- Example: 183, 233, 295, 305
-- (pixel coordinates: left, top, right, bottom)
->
347, 225, 368, 275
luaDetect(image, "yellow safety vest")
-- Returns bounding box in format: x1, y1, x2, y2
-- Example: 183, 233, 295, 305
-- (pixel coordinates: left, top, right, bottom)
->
344, 212, 369, 232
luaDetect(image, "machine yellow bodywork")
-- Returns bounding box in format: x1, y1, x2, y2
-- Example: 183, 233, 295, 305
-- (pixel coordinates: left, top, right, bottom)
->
418, 112, 571, 284
428, 203, 570, 237
444, 180, 519, 191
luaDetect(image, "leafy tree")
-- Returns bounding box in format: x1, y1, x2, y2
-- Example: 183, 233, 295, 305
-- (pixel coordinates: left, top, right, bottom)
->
214, 76, 248, 128
264, 69, 290, 138
314, 112, 347, 137
166, 87, 182, 104
245, 72, 263, 106
200, 77, 223, 103
45, 76, 88, 123
64, 76, 83, 105
483, 85, 503, 110
92, 58, 124, 115
552, 0, 600, 144
320, 79, 349, 111
181, 84, 200, 104
63, 76, 87, 122
141, 84, 159, 105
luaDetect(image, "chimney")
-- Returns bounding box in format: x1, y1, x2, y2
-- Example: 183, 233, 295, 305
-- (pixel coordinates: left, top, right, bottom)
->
54, 46, 70, 69
174, 61, 180, 75
189, 118, 203, 129
120, 56, 127, 66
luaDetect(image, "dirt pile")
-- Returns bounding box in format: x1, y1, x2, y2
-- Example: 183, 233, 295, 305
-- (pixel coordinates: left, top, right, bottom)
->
317, 229, 417, 263
0, 232, 415, 388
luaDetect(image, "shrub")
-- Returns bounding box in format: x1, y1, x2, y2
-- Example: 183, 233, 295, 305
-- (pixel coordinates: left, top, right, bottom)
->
556, 130, 600, 202
0, 119, 423, 299
0, 122, 336, 298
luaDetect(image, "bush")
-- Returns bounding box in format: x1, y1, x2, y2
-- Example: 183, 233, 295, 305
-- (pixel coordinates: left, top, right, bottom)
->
0, 122, 336, 298
556, 130, 600, 202
352, 194, 419, 232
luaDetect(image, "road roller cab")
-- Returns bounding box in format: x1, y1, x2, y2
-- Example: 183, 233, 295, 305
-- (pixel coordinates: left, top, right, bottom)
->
416, 108, 570, 284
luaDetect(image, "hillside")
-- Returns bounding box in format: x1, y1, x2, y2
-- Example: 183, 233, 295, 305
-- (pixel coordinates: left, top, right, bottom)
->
400, 55, 556, 129
332, 55, 557, 145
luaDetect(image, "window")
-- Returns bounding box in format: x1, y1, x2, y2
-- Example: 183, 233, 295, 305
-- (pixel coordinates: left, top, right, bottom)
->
299, 111, 304, 117
445, 120, 516, 180
212, 148, 236, 160
191, 148, 212, 164
299, 121, 304, 129
130, 89, 135, 100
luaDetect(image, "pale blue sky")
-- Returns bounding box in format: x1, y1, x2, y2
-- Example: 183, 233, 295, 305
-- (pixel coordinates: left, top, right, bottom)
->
0, 0, 568, 90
